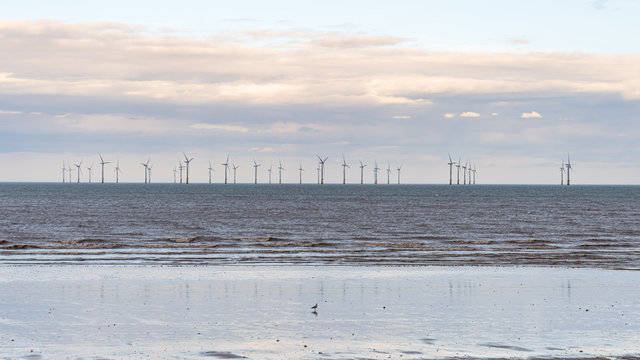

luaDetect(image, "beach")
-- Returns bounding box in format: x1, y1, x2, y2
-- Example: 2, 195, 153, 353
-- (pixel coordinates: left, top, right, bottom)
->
1, 265, 639, 359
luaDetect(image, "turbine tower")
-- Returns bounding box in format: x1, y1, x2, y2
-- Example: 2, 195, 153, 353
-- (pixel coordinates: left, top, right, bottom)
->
61, 162, 67, 183
74, 160, 83, 183
98, 153, 110, 184
397, 165, 402, 184
566, 155, 572, 185
268, 164, 273, 184
208, 161, 214, 184
455, 157, 461, 185
232, 163, 239, 184
359, 161, 366, 184
86, 163, 93, 183
147, 164, 153, 183
316, 165, 320, 184
68, 164, 74, 183
173, 166, 177, 184
278, 160, 285, 184
178, 161, 184, 184
298, 163, 303, 184
183, 153, 194, 184
341, 155, 349, 184
386, 163, 391, 184
114, 161, 122, 184
462, 161, 468, 185
141, 159, 150, 183
316, 155, 328, 184
222, 155, 230, 184
373, 161, 380, 184
447, 154, 456, 185
472, 163, 477, 185
560, 161, 565, 185
253, 159, 262, 184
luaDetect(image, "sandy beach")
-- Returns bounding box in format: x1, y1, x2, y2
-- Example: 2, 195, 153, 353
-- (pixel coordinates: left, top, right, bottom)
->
1, 265, 639, 359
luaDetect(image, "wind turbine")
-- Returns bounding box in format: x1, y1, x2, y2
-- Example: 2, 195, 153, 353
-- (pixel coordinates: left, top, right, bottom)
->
472, 163, 477, 185
208, 161, 214, 184
397, 165, 402, 184
68, 164, 74, 183
316, 164, 320, 184
455, 157, 461, 185
278, 160, 285, 184
386, 163, 391, 184
232, 163, 239, 184
173, 166, 177, 184
86, 163, 93, 183
373, 161, 380, 184
74, 160, 83, 183
147, 164, 153, 183
298, 163, 303, 184
61, 162, 67, 183
222, 155, 229, 184
141, 159, 150, 183
316, 155, 328, 184
359, 161, 366, 184
560, 161, 565, 185
183, 153, 194, 184
178, 161, 184, 184
566, 155, 572, 185
253, 159, 262, 184
268, 164, 273, 184
341, 155, 349, 184
98, 153, 110, 184
462, 161, 468, 185
447, 154, 456, 185
114, 161, 122, 183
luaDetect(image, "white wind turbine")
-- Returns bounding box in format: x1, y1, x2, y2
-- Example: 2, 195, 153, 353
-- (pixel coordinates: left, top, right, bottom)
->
455, 157, 461, 185
447, 154, 456, 185
178, 160, 184, 184
222, 155, 229, 184
359, 161, 366, 184
317, 155, 328, 184
462, 161, 468, 185
397, 165, 402, 184
61, 162, 67, 183
232, 163, 239, 184
86, 163, 94, 183
208, 161, 215, 184
183, 153, 194, 184
472, 163, 477, 184
98, 153, 110, 184
68, 164, 74, 183
147, 163, 153, 183
114, 161, 122, 183
316, 164, 320, 184
341, 155, 349, 184
298, 163, 303, 184
560, 161, 565, 185
74, 160, 83, 183
373, 161, 380, 184
173, 166, 177, 184
278, 160, 285, 184
268, 164, 273, 184
566, 155, 573, 185
386, 163, 391, 184
253, 159, 262, 184
141, 159, 150, 183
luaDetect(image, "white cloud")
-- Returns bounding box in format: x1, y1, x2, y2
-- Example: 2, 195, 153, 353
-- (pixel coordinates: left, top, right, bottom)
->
444, 113, 456, 118
190, 123, 249, 132
521, 111, 543, 118
460, 112, 480, 118
392, 115, 412, 119
0, 109, 22, 115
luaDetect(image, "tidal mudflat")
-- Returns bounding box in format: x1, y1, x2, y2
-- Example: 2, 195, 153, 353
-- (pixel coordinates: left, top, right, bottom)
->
1, 266, 639, 359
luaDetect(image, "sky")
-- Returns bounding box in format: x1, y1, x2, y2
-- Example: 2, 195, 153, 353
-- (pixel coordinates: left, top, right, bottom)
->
1, 0, 640, 184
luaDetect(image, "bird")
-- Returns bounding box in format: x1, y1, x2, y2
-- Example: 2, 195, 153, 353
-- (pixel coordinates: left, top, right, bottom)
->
311, 303, 318, 310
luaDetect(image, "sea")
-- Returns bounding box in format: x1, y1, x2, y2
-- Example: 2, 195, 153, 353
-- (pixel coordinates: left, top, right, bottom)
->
1, 183, 639, 268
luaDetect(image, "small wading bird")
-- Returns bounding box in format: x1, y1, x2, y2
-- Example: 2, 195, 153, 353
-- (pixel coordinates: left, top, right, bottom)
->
311, 303, 318, 316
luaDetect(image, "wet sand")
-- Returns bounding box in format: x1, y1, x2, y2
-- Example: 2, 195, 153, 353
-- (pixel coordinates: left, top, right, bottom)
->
1, 266, 639, 359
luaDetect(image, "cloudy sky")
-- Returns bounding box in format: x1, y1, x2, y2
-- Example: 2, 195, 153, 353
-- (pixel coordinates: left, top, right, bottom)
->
1, 0, 639, 183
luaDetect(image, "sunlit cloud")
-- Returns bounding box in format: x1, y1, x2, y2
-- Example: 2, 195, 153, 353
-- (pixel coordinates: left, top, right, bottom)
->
190, 123, 249, 132
460, 112, 480, 118
444, 113, 456, 118
521, 111, 542, 118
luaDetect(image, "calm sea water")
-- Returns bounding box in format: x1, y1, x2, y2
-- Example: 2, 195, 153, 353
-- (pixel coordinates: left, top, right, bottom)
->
1, 183, 639, 268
